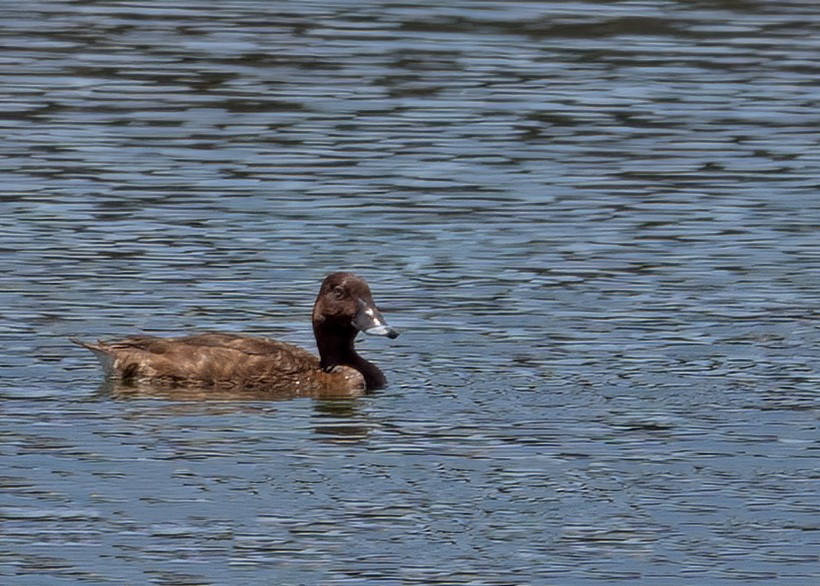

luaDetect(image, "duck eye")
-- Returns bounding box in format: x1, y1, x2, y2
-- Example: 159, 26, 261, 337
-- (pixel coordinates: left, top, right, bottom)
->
332, 286, 346, 299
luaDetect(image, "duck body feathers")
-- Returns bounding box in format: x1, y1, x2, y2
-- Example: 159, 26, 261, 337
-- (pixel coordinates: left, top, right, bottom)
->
75, 333, 367, 398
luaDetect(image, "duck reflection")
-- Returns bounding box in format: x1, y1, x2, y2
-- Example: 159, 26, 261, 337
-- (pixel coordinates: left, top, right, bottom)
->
310, 398, 374, 442
96, 380, 374, 442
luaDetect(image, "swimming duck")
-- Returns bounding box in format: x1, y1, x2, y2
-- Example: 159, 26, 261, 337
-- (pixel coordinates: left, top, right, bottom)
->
74, 272, 398, 398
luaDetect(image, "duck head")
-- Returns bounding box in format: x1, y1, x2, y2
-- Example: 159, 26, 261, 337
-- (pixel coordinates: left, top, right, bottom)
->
311, 272, 398, 389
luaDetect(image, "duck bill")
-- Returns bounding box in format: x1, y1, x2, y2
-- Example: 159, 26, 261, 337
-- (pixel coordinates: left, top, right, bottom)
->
354, 299, 399, 339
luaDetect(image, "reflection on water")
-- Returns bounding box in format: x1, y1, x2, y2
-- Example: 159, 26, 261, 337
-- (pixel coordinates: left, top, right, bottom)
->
97, 380, 376, 440
2, 0, 819, 583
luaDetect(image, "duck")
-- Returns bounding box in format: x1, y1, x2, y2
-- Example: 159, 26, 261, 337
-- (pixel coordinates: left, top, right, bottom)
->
74, 272, 399, 398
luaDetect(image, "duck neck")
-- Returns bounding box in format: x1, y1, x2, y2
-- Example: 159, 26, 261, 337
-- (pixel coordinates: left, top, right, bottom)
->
314, 324, 386, 390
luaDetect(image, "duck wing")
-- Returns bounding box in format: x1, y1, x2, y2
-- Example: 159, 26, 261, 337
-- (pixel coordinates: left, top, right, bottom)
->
74, 333, 322, 390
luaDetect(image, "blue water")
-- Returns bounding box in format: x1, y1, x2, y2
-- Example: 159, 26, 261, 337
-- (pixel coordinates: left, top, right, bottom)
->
2, 1, 819, 583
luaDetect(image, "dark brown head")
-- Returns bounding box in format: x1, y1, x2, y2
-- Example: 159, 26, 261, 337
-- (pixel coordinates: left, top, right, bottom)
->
311, 272, 398, 389
312, 272, 398, 339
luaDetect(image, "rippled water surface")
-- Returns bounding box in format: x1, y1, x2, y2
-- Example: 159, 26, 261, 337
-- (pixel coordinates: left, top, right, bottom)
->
2, 0, 819, 583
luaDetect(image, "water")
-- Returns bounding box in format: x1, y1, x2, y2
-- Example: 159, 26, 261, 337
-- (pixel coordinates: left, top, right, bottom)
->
2, 0, 819, 583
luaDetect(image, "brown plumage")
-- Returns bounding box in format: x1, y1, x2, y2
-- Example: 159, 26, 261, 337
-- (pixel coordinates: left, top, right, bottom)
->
74, 272, 399, 399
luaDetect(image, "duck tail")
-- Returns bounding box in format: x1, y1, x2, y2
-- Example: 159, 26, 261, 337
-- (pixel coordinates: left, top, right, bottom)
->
71, 337, 115, 374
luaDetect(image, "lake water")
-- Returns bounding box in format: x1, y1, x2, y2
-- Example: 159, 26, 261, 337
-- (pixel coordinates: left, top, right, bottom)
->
2, 0, 819, 583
